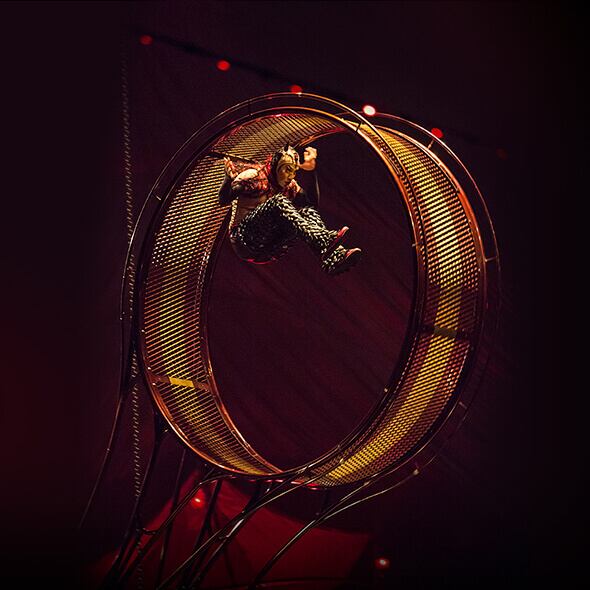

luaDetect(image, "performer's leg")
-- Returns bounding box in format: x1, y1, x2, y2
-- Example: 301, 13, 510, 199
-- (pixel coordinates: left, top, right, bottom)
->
232, 197, 298, 261
321, 244, 362, 275
234, 195, 361, 273
284, 202, 360, 274
298, 207, 351, 260
267, 197, 345, 257
298, 206, 326, 228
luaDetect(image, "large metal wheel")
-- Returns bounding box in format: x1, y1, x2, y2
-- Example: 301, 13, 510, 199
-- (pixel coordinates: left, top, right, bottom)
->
131, 93, 500, 488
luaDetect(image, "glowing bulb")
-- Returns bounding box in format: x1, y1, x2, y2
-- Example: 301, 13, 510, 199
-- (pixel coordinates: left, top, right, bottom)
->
290, 84, 303, 93
139, 35, 153, 46
191, 491, 206, 508
217, 60, 231, 71
362, 104, 376, 116
374, 556, 390, 570
431, 127, 444, 139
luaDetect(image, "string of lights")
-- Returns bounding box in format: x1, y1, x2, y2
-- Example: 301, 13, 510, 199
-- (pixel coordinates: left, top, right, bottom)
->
130, 28, 508, 159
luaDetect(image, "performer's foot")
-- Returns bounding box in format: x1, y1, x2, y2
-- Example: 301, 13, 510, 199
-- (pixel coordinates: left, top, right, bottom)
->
325, 247, 362, 276
322, 226, 349, 260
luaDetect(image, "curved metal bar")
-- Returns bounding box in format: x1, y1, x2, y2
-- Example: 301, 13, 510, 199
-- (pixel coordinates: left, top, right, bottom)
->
125, 460, 370, 589
178, 478, 225, 587
116, 419, 168, 577
371, 112, 499, 259
137, 93, 496, 489
108, 92, 501, 589
78, 387, 127, 529
185, 481, 270, 589
137, 104, 401, 480
78, 332, 141, 528
155, 473, 328, 590
101, 414, 167, 588
115, 465, 229, 587
247, 469, 419, 589
156, 481, 295, 589
155, 447, 187, 586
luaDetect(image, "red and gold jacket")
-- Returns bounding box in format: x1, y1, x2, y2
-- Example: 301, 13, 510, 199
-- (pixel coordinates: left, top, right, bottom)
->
220, 156, 303, 228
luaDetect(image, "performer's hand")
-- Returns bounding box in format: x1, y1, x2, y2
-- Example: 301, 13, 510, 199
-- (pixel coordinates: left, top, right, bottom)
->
299, 146, 317, 171
224, 157, 237, 179
304, 146, 317, 161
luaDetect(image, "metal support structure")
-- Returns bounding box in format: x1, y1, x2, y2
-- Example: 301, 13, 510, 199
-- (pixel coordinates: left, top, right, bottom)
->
155, 448, 188, 586
80, 91, 499, 589
112, 464, 228, 588
179, 479, 224, 588
134, 93, 500, 489
101, 414, 167, 588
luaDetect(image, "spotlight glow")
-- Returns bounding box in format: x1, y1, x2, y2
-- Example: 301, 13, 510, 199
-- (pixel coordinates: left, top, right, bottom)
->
191, 490, 206, 508
374, 556, 391, 570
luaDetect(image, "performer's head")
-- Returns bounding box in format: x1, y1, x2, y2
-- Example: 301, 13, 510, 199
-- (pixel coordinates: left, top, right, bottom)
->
271, 144, 300, 188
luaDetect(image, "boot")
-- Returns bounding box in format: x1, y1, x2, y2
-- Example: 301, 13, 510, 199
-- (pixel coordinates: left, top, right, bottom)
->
322, 246, 362, 276
322, 226, 349, 260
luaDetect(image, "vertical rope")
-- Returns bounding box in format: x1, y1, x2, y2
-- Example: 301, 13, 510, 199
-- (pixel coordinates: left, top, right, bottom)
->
121, 53, 135, 241
121, 47, 144, 589
121, 47, 143, 497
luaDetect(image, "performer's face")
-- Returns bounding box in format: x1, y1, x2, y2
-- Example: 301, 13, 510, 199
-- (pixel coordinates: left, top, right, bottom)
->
276, 157, 298, 188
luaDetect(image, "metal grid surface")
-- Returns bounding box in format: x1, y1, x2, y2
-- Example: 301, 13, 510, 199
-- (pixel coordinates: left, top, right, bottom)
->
142, 114, 339, 475
139, 109, 485, 484
313, 126, 482, 485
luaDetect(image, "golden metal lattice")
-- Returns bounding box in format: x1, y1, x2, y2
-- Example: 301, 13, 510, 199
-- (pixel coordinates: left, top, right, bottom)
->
138, 95, 493, 486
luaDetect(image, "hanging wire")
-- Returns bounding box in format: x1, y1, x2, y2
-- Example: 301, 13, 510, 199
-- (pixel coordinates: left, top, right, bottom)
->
128, 27, 507, 154
77, 45, 140, 532
121, 46, 147, 590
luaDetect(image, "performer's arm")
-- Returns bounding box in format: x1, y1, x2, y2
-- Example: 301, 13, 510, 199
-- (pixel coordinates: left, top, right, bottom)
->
218, 160, 259, 205
218, 158, 237, 205
292, 146, 319, 207
298, 146, 317, 171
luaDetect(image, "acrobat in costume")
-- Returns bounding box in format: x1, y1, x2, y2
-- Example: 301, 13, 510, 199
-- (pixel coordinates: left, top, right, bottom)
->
218, 145, 362, 275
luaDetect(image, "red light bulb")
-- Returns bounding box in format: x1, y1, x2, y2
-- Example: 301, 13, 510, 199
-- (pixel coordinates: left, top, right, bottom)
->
191, 490, 206, 508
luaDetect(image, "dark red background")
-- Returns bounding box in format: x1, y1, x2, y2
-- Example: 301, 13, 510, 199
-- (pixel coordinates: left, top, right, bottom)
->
1, 1, 583, 587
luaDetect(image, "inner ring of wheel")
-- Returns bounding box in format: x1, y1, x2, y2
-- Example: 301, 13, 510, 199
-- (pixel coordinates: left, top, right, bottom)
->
138, 94, 493, 487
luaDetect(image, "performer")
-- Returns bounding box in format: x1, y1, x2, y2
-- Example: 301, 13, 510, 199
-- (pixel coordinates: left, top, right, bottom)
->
218, 144, 362, 275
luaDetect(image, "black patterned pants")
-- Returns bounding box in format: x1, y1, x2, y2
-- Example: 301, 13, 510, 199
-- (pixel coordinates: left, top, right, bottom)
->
230, 194, 347, 271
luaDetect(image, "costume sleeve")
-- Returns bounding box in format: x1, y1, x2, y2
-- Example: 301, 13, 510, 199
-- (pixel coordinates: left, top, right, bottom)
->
218, 168, 261, 205
225, 158, 239, 179
231, 169, 262, 197
218, 175, 234, 205
218, 159, 238, 205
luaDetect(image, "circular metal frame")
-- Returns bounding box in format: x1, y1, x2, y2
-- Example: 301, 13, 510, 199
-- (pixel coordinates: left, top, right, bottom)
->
127, 93, 500, 488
